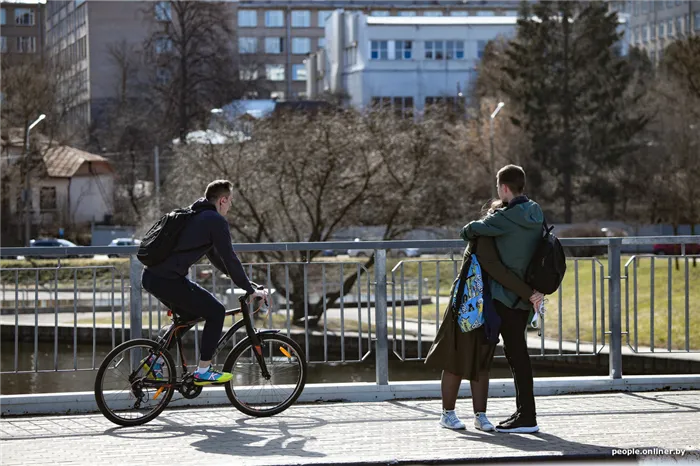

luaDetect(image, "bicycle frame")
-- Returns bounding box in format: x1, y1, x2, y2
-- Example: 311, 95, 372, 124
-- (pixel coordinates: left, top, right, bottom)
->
146, 295, 276, 385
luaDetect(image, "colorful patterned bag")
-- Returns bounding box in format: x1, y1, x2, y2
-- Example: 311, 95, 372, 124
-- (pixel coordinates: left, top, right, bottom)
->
451, 254, 485, 333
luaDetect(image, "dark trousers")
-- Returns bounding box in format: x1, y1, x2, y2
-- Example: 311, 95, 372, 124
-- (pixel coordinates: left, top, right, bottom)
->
495, 300, 536, 418
142, 269, 225, 361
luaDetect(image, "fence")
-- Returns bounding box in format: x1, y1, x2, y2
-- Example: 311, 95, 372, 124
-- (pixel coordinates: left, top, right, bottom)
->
1, 236, 698, 386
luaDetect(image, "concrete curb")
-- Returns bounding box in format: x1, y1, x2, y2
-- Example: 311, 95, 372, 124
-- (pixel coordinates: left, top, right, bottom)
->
2, 375, 699, 416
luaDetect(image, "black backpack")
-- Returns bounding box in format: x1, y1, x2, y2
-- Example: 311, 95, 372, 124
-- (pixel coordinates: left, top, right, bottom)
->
136, 204, 215, 267
524, 220, 566, 295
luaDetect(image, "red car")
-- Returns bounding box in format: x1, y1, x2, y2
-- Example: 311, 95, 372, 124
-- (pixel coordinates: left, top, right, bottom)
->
653, 243, 700, 255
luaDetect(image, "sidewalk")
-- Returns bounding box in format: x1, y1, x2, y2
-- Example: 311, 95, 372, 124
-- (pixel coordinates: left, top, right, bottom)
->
1, 391, 698, 465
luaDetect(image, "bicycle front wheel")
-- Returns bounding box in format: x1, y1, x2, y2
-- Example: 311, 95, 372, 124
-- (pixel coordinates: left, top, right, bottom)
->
223, 333, 307, 417
94, 339, 176, 426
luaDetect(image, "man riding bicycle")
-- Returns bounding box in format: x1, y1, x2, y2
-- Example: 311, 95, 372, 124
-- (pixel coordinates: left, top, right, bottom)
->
142, 179, 268, 385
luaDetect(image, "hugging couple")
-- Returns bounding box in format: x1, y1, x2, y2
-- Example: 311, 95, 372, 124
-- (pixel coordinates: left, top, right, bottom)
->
425, 164, 545, 434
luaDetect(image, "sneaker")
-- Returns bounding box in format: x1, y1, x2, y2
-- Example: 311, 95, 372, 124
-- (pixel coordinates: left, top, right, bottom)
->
474, 412, 495, 432
439, 410, 466, 430
498, 410, 520, 426
495, 412, 539, 434
141, 355, 164, 380
193, 366, 233, 386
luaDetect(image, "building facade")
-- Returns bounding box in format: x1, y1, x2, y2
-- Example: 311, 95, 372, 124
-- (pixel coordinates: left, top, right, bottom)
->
609, 0, 700, 65
0, 0, 45, 64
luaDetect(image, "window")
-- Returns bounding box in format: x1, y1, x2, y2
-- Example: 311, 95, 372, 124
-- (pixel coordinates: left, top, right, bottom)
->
77, 4, 86, 26
318, 37, 326, 49
477, 40, 487, 59
642, 2, 649, 13
318, 10, 332, 28
666, 0, 674, 7
292, 64, 306, 81
504, 10, 519, 16
659, 22, 665, 37
77, 37, 87, 60
292, 10, 310, 27
292, 37, 311, 54
1, 8, 5, 25
425, 41, 444, 60
398, 11, 417, 16
265, 10, 284, 27
75, 0, 85, 6
668, 19, 674, 36
450, 11, 469, 16
265, 37, 283, 54
371, 11, 390, 17
239, 68, 259, 81
156, 68, 171, 85
1, 37, 6, 53
239, 37, 257, 54
650, 22, 656, 39
370, 96, 413, 117
395, 40, 412, 59
643, 25, 649, 41
424, 11, 444, 17
266, 65, 285, 81
676, 17, 683, 35
15, 8, 35, 25
155, 2, 171, 22
695, 12, 700, 31
238, 10, 257, 27
16, 37, 36, 53
40, 187, 57, 211
370, 40, 388, 59
446, 41, 464, 59
475, 10, 495, 16
633, 2, 639, 15
155, 37, 173, 54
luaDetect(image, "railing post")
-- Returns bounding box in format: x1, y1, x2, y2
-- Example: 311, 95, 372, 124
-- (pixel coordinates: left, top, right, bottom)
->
129, 255, 143, 341
374, 249, 389, 386
608, 238, 622, 379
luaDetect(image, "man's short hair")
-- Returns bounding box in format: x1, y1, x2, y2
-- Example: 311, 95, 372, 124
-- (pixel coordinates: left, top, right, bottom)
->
497, 165, 526, 194
204, 180, 233, 202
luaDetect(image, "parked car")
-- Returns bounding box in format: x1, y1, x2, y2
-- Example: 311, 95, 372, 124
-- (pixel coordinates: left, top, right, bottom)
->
653, 243, 700, 255
28, 238, 80, 259
347, 238, 421, 258
107, 238, 141, 258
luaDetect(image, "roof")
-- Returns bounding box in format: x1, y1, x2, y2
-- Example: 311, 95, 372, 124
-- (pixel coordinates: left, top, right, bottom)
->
43, 146, 112, 178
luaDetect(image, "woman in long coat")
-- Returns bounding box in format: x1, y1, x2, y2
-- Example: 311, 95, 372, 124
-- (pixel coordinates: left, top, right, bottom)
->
425, 236, 536, 432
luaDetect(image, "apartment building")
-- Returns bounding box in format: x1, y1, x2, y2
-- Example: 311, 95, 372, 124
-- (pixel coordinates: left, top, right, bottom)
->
0, 0, 45, 64
39, 0, 523, 128
609, 0, 700, 65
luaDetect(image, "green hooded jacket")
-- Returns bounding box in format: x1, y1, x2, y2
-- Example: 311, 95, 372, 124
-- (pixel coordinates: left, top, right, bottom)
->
460, 196, 543, 310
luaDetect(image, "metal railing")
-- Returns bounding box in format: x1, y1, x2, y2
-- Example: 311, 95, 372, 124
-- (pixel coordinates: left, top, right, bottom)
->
1, 236, 698, 384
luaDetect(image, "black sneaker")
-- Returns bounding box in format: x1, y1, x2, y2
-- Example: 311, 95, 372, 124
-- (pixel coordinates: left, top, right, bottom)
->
498, 410, 519, 426
495, 412, 539, 434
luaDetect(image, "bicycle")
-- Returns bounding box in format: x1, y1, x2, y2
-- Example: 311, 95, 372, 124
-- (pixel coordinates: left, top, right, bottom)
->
94, 288, 307, 426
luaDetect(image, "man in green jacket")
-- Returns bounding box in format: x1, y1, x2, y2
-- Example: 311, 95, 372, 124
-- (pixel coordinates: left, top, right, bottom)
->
461, 164, 544, 434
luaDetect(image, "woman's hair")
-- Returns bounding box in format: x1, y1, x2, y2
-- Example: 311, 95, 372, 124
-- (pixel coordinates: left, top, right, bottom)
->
480, 199, 504, 219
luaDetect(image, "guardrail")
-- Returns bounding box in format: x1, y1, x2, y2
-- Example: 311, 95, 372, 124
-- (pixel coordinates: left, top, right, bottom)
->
1, 236, 698, 387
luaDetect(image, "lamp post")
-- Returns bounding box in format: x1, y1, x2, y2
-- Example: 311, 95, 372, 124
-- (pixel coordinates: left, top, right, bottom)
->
489, 102, 505, 198
24, 114, 46, 246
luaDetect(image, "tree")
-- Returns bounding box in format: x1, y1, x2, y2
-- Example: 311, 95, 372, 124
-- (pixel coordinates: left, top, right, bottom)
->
497, 0, 649, 222
162, 109, 480, 325
142, 1, 255, 143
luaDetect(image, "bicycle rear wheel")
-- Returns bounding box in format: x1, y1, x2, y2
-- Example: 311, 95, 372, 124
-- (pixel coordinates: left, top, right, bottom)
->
222, 333, 307, 417
94, 339, 176, 426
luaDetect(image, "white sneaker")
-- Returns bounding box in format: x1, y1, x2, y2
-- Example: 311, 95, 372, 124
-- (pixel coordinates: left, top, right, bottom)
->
439, 410, 466, 430
474, 412, 495, 432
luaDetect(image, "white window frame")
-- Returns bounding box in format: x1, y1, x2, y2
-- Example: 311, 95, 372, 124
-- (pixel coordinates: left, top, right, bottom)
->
265, 37, 283, 54
238, 10, 257, 27
395, 40, 412, 60
239, 68, 259, 81
446, 41, 465, 59
318, 10, 332, 28
424, 41, 445, 60
291, 10, 311, 28
16, 36, 36, 53
424, 11, 444, 17
265, 64, 285, 81
265, 10, 284, 28
370, 11, 390, 17
370, 40, 388, 60
292, 64, 306, 81
238, 37, 257, 54
398, 11, 416, 17
292, 37, 311, 55
15, 8, 35, 26
450, 11, 469, 16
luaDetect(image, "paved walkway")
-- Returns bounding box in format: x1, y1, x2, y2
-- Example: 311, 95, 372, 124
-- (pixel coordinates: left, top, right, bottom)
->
1, 391, 699, 465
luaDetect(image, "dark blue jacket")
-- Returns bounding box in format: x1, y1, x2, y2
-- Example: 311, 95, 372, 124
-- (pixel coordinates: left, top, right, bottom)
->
147, 198, 255, 294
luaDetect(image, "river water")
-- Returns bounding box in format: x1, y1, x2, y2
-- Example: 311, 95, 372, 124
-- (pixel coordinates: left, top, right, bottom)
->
0, 341, 605, 395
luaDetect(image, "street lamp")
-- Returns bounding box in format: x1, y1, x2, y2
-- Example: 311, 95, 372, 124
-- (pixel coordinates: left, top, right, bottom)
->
24, 113, 46, 246
489, 102, 505, 198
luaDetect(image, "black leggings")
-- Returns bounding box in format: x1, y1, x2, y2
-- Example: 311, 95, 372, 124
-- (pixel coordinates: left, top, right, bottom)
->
142, 269, 225, 361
